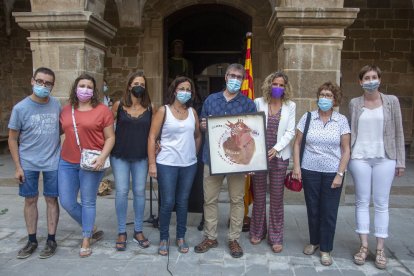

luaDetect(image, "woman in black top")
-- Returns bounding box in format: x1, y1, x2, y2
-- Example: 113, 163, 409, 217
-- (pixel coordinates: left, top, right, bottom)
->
110, 72, 152, 251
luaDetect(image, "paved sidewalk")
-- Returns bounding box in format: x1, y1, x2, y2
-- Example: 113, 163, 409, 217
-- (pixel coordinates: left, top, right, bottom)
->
0, 186, 413, 276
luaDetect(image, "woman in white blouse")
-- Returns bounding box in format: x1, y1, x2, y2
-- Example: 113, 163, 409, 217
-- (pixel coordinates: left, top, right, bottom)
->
292, 81, 350, 266
349, 65, 405, 270
250, 71, 296, 253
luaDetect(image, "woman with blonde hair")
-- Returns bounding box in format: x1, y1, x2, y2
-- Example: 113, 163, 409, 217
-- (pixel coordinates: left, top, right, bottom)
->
250, 71, 296, 253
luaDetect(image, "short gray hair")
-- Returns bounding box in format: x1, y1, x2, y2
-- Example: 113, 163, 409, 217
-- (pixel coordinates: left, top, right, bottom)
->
225, 63, 245, 79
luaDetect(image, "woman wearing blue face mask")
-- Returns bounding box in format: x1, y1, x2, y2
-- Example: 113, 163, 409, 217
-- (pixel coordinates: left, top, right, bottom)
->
147, 76, 202, 256
292, 81, 350, 266
250, 71, 296, 253
349, 65, 405, 270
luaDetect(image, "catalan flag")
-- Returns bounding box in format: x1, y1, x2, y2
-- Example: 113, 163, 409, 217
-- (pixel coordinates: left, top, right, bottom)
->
242, 33, 254, 226
241, 33, 254, 99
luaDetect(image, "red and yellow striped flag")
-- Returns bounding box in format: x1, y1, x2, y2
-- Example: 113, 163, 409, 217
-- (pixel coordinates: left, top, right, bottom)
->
242, 33, 254, 219
241, 33, 254, 99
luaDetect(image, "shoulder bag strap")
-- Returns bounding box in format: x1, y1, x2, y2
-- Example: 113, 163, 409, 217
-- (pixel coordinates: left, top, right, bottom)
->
71, 105, 82, 152
299, 111, 311, 163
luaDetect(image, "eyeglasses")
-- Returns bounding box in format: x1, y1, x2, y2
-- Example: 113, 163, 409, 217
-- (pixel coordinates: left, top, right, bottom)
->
227, 73, 244, 80
319, 93, 334, 99
33, 78, 54, 88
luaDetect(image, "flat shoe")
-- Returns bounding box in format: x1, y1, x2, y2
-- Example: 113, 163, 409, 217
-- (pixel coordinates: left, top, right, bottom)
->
90, 230, 104, 245
177, 238, 189, 254
271, 244, 283, 253
250, 237, 264, 245
353, 245, 369, 265
303, 244, 319, 255
80, 247, 92, 258
320, 251, 333, 266
158, 240, 168, 256
375, 249, 387, 270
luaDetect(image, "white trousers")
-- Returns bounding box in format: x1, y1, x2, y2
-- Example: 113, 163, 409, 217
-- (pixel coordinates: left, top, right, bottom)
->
348, 158, 396, 238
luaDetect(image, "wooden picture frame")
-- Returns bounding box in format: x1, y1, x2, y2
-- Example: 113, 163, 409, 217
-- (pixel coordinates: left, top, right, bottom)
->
206, 112, 268, 175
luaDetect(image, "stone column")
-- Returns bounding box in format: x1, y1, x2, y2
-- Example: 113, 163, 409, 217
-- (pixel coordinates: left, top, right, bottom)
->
267, 6, 359, 116
12, 11, 116, 101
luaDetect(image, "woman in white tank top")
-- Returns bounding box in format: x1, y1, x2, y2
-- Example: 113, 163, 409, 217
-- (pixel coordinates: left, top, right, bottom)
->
147, 77, 202, 256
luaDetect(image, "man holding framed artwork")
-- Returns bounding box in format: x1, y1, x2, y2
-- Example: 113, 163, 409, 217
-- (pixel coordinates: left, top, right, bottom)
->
194, 63, 256, 258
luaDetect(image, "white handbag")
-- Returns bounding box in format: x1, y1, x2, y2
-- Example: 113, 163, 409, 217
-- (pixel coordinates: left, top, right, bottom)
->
71, 106, 110, 171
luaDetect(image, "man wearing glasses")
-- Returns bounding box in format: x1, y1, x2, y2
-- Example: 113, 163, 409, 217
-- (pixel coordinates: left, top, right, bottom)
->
8, 67, 61, 259
195, 63, 256, 258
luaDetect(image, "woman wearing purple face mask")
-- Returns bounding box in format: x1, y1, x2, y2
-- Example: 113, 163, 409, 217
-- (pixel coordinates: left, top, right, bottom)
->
349, 65, 405, 270
58, 74, 115, 258
250, 71, 296, 253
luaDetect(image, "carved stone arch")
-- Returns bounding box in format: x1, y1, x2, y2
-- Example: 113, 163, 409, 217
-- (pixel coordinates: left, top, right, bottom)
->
140, 0, 275, 106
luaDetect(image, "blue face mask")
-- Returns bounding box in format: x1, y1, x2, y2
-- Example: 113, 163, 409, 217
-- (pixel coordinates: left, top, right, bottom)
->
361, 79, 380, 93
226, 78, 242, 93
176, 90, 192, 104
318, 98, 333, 112
33, 84, 51, 98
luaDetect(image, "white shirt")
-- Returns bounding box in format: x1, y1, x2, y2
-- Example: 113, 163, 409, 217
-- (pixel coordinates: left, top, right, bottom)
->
351, 106, 385, 159
156, 106, 197, 166
297, 110, 350, 173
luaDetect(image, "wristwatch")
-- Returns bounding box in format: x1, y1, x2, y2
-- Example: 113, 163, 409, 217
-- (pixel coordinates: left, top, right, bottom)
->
337, 171, 344, 177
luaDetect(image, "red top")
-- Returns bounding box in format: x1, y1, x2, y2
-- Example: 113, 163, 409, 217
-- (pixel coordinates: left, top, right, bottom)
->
60, 104, 114, 163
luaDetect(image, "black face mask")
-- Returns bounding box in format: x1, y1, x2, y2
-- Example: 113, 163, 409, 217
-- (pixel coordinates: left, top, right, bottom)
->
131, 86, 145, 98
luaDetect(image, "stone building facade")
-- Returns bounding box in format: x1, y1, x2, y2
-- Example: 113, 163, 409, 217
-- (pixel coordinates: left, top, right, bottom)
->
0, 0, 413, 155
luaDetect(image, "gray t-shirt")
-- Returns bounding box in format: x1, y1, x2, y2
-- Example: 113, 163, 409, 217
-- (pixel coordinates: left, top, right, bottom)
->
8, 96, 61, 171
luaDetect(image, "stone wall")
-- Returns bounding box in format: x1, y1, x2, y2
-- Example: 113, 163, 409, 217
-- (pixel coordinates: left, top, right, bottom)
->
342, 0, 414, 148
0, 0, 32, 140
103, 1, 144, 103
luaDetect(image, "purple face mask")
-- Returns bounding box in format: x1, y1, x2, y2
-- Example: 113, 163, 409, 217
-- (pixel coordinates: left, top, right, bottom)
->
271, 87, 285, 98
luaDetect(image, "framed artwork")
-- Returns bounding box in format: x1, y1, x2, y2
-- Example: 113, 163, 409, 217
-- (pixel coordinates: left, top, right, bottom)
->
206, 112, 268, 175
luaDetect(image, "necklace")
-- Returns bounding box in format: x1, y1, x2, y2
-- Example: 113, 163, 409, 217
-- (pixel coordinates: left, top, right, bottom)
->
172, 104, 187, 114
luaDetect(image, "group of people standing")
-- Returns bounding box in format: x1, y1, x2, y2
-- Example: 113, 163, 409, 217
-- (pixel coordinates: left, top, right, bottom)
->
8, 63, 404, 270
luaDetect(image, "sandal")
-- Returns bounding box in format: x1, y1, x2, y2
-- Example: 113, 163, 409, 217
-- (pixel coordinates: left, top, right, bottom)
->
271, 244, 283, 253
353, 245, 369, 265
158, 240, 168, 256
375, 249, 387, 270
177, 238, 189, 253
90, 228, 104, 245
303, 244, 319, 255
79, 247, 92, 258
133, 231, 150, 249
320, 251, 333, 266
250, 236, 264, 245
115, 233, 127, 251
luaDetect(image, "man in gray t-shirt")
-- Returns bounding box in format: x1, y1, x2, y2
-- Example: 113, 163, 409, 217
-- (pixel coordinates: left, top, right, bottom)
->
8, 67, 61, 259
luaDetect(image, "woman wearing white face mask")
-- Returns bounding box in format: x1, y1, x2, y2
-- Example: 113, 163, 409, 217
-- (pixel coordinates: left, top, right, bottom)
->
58, 74, 115, 257
292, 81, 350, 266
349, 65, 405, 270
148, 76, 202, 256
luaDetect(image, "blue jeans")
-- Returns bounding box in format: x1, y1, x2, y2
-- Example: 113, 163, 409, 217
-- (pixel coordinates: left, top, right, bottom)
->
19, 170, 58, 197
302, 169, 343, 252
157, 163, 197, 241
58, 159, 104, 238
110, 156, 148, 233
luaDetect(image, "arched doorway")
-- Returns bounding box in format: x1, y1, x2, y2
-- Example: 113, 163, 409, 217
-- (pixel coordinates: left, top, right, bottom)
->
164, 4, 252, 101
